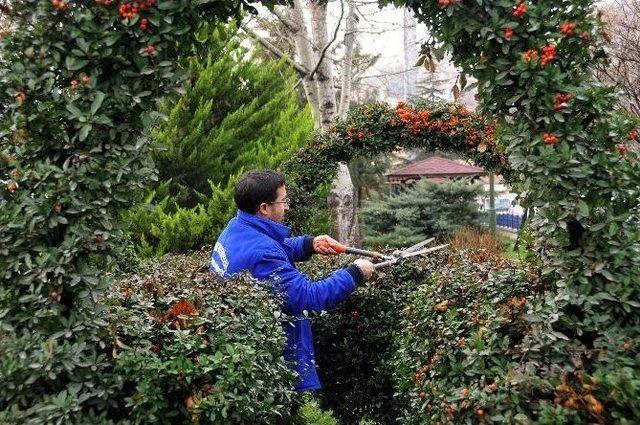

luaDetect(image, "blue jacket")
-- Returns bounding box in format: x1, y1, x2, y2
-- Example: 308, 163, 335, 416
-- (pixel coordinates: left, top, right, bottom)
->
210, 211, 362, 391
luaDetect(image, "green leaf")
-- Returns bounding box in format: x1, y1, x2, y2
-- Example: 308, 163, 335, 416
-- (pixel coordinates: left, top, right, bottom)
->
79, 124, 92, 141
66, 103, 84, 119
65, 56, 89, 71
91, 92, 106, 115
577, 200, 589, 217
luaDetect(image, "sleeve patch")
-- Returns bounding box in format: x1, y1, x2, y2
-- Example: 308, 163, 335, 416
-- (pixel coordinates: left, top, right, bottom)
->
210, 241, 229, 276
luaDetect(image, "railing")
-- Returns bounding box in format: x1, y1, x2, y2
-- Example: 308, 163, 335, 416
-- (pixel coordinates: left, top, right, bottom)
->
496, 213, 524, 231
479, 212, 524, 232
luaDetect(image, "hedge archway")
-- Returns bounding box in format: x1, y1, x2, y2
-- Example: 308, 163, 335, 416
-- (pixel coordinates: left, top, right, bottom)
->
283, 101, 509, 230
283, 1, 640, 422
2, 0, 640, 422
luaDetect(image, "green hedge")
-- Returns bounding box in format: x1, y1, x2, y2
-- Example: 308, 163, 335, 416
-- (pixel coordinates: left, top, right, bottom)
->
299, 251, 446, 424
107, 252, 297, 424
300, 245, 541, 424
392, 252, 546, 424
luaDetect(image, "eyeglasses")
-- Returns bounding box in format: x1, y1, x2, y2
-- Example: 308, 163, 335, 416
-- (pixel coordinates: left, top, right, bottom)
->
269, 197, 291, 205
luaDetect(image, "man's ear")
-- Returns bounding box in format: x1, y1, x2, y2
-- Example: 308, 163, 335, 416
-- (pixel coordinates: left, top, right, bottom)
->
257, 203, 269, 216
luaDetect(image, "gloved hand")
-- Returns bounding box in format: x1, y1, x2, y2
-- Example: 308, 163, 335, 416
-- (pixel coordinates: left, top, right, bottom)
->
353, 259, 376, 279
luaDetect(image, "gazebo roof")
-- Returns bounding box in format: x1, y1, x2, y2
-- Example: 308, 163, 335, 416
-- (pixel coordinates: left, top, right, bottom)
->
387, 156, 486, 178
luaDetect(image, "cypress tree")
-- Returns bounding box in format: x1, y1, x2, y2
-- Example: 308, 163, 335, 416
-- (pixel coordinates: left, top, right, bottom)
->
361, 179, 483, 247
127, 23, 313, 256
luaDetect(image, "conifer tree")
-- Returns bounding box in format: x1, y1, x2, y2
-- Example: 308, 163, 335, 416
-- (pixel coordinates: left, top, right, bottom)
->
360, 179, 482, 247
127, 23, 313, 256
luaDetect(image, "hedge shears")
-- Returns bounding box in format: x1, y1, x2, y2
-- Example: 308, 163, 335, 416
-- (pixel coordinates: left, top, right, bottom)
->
315, 237, 449, 269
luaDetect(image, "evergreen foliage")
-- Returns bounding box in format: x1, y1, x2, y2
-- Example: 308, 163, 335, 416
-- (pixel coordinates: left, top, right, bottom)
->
126, 23, 313, 256
111, 252, 297, 424
0, 1, 281, 422
360, 179, 483, 247
348, 153, 393, 207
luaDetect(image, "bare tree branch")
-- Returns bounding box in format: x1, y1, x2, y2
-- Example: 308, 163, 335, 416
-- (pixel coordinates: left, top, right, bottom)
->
596, 0, 640, 116
240, 24, 312, 77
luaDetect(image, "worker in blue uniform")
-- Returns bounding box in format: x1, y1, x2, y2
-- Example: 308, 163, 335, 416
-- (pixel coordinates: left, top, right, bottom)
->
210, 169, 375, 392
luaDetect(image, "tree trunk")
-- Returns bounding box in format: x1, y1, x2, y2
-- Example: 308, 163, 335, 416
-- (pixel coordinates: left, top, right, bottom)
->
403, 8, 418, 100
308, 0, 337, 130
287, 1, 322, 129
328, 162, 361, 246
269, 0, 361, 244
338, 0, 357, 118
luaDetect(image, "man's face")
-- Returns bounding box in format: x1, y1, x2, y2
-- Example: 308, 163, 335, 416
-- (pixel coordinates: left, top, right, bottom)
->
258, 185, 289, 223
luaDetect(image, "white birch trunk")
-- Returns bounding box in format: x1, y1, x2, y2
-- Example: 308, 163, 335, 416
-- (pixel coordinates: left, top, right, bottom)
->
277, 0, 361, 244
308, 0, 338, 130
286, 1, 322, 129
338, 0, 357, 118
328, 162, 360, 246
403, 8, 418, 100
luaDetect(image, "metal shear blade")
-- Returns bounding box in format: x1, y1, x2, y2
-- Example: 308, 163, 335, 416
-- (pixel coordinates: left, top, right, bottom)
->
396, 237, 435, 257
374, 240, 448, 269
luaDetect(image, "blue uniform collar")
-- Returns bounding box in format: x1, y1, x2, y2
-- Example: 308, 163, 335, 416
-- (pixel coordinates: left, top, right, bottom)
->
236, 210, 292, 242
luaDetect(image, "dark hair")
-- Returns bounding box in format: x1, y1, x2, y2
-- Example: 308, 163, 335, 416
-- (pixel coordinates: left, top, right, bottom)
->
234, 169, 286, 213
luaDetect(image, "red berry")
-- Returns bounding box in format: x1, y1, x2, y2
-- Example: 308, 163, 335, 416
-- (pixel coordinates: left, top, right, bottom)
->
559, 22, 576, 36
71, 79, 78, 87
82, 75, 90, 84
145, 45, 155, 55
543, 133, 559, 145
50, 291, 61, 301
7, 182, 18, 193
504, 27, 514, 40
540, 44, 556, 66
522, 49, 538, 62
616, 144, 628, 157
139, 18, 148, 30
513, 2, 526, 17
476, 409, 485, 417
623, 342, 632, 350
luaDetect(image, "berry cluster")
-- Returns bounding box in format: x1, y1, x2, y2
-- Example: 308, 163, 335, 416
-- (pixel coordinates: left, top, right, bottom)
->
553, 92, 572, 111
513, 2, 527, 18
616, 143, 628, 157
504, 26, 514, 40
540, 44, 556, 66
543, 133, 559, 145
522, 49, 538, 61
51, 0, 69, 10
559, 22, 576, 36
70, 75, 91, 86
118, 0, 156, 19
437, 0, 458, 7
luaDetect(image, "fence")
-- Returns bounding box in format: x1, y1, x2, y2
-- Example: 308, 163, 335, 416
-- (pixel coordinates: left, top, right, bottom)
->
479, 212, 524, 232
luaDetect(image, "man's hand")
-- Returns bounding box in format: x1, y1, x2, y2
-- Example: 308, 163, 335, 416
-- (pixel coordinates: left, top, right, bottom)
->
313, 235, 345, 255
353, 259, 376, 280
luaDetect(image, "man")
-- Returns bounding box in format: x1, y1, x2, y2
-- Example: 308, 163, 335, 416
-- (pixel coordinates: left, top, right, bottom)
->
210, 169, 375, 392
